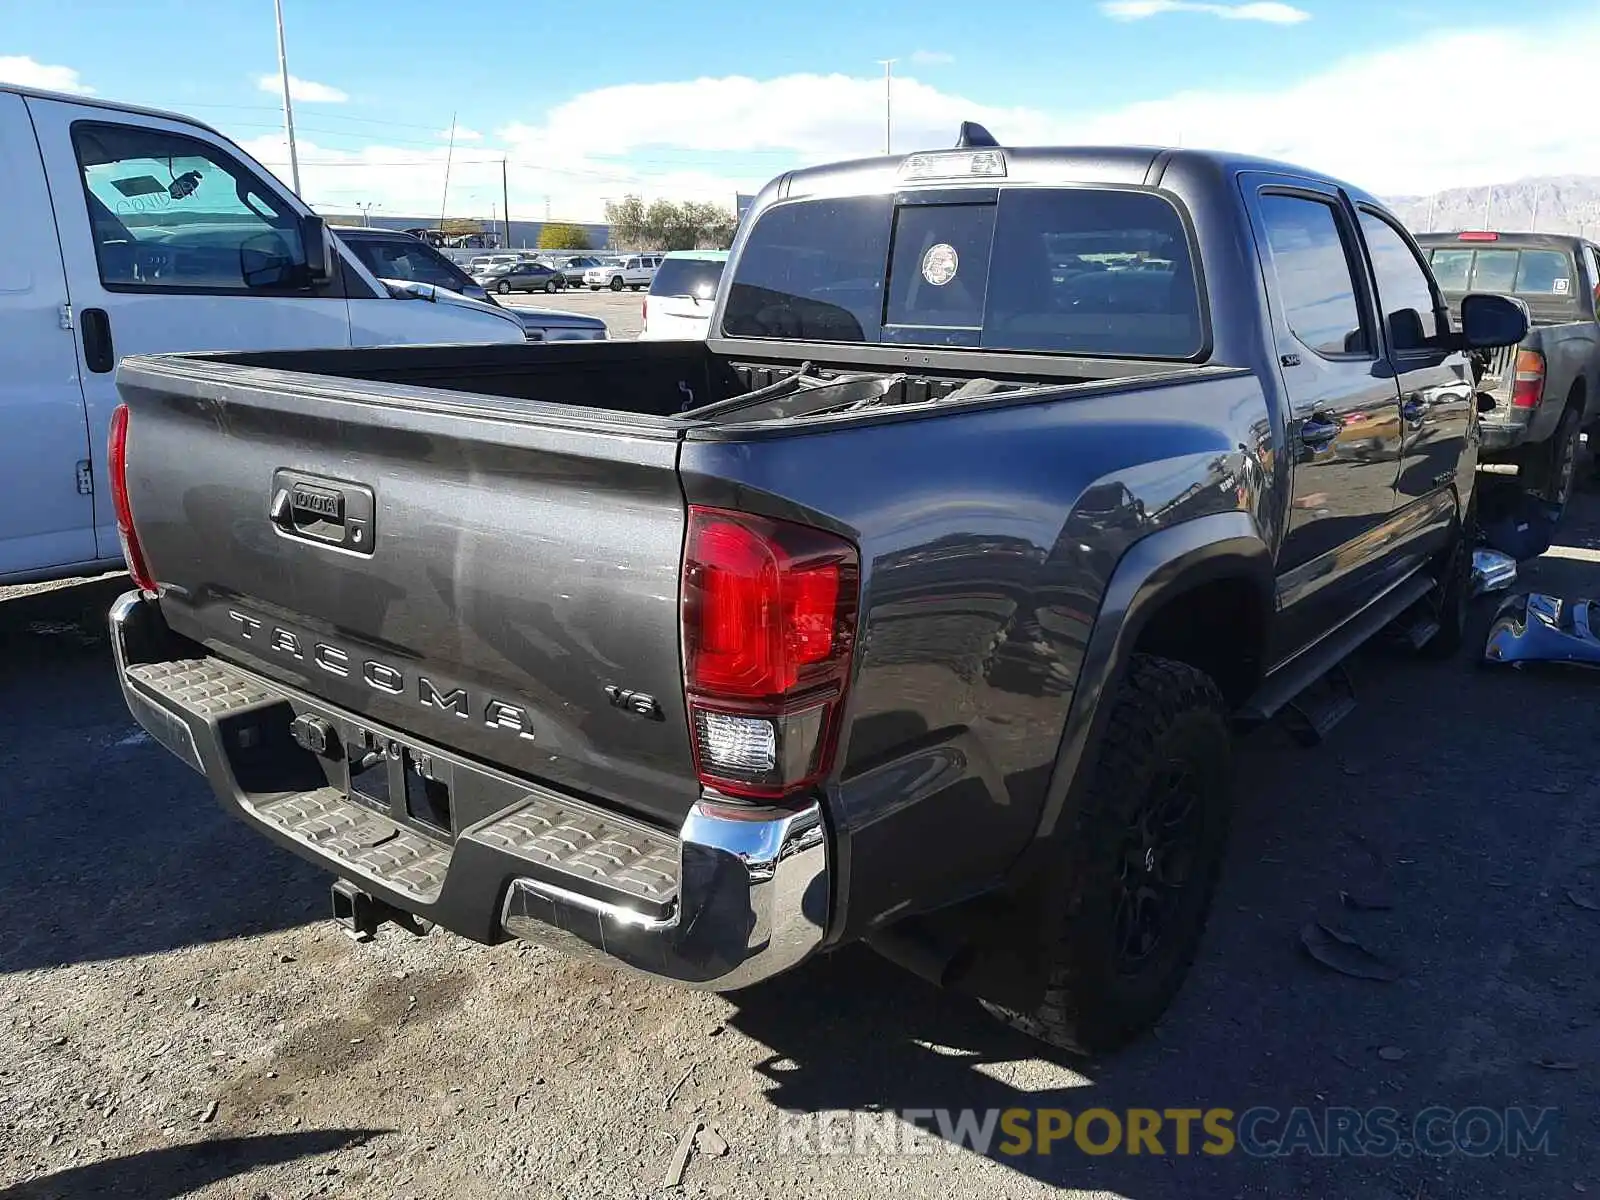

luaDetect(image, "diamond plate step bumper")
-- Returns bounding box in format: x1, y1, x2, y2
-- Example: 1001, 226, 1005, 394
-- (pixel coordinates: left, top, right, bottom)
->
111, 591, 828, 988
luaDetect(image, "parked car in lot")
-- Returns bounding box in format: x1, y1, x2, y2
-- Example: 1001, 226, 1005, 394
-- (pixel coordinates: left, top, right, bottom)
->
639, 250, 728, 339
110, 128, 1527, 1054
551, 255, 605, 286
1417, 231, 1600, 507
584, 253, 660, 290
473, 260, 567, 294
0, 81, 524, 587
337, 226, 495, 302
338, 229, 605, 342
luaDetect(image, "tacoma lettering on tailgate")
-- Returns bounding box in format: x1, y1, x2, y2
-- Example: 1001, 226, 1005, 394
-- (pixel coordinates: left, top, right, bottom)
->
226, 610, 537, 740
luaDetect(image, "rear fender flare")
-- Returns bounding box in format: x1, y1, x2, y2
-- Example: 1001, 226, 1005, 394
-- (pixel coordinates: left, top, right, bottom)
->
1030, 511, 1273, 845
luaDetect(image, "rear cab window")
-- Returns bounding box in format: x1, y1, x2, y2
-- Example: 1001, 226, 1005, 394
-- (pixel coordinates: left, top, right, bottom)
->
722, 187, 1205, 358
1423, 245, 1577, 299
651, 257, 726, 298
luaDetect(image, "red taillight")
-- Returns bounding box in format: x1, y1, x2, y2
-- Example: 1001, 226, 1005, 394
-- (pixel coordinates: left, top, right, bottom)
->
1512, 349, 1545, 409
682, 506, 858, 800
1459, 231, 1499, 241
108, 404, 156, 594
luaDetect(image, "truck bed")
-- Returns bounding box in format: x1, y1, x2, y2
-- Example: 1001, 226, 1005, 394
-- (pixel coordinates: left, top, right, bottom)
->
174, 339, 1213, 431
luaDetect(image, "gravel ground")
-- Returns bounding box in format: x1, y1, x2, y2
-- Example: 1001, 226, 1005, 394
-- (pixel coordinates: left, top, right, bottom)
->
2, 496, 1600, 1199
503, 288, 646, 339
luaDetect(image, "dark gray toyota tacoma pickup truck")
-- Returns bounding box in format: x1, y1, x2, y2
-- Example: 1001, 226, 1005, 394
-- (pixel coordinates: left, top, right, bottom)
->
108, 127, 1528, 1053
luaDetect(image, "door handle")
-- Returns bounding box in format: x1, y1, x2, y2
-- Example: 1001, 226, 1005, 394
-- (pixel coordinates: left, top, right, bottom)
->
81, 308, 115, 374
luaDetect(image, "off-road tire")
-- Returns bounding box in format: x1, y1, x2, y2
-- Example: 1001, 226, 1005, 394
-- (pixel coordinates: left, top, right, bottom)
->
982, 655, 1232, 1054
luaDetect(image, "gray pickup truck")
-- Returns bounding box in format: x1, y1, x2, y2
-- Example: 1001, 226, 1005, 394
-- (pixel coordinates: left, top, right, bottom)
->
108, 128, 1527, 1053
1417, 231, 1600, 505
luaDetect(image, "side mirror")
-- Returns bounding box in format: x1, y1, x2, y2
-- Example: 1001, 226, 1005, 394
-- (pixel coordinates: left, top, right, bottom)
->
300, 214, 331, 284
1458, 292, 1530, 350
240, 232, 298, 288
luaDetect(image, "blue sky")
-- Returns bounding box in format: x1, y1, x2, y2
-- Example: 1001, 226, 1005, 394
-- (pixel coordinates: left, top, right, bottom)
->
4, 0, 1598, 221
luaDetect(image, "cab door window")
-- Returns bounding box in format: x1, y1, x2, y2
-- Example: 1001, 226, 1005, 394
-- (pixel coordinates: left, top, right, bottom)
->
1358, 210, 1445, 353
71, 121, 304, 292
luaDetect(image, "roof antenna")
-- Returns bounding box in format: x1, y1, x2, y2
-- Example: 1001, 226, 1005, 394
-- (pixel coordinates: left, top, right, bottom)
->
956, 121, 999, 148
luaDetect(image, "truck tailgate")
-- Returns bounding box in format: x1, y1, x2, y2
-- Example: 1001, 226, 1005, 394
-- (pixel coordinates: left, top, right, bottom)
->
115, 359, 699, 827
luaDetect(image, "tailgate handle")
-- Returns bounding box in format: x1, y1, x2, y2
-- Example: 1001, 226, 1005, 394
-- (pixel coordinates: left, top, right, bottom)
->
269, 471, 375, 554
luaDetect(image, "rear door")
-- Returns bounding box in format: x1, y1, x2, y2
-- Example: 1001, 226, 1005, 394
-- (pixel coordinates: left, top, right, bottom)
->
1241, 176, 1404, 658
0, 91, 96, 577
1355, 208, 1476, 516
25, 95, 352, 559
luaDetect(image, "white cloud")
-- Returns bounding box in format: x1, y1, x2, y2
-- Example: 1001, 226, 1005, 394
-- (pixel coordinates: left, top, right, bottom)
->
911, 50, 956, 65
224, 13, 1600, 221
442, 126, 483, 141
254, 73, 348, 103
0, 54, 93, 94
1102, 1, 1311, 23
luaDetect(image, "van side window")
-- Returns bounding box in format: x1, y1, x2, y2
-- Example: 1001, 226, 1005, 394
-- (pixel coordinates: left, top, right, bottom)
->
71, 122, 304, 293
1358, 210, 1444, 353
1256, 194, 1370, 358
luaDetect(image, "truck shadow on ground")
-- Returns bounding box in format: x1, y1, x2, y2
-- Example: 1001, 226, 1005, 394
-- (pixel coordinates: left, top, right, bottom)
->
0, 1129, 380, 1200
722, 546, 1600, 1197
0, 579, 326, 976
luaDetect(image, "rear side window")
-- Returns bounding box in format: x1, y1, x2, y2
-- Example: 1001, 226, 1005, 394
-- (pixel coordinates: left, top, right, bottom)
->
651, 257, 726, 298
1256, 194, 1368, 358
723, 188, 1203, 358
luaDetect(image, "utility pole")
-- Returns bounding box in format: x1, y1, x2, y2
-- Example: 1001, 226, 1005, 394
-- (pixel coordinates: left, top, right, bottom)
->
501, 158, 511, 249
273, 0, 302, 196
1424, 193, 1437, 233
356, 201, 375, 226
876, 59, 896, 155
1531, 185, 1541, 232
1482, 185, 1493, 230
438, 113, 456, 234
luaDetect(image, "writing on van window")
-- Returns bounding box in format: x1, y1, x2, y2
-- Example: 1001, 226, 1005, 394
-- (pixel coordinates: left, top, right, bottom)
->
72, 122, 304, 291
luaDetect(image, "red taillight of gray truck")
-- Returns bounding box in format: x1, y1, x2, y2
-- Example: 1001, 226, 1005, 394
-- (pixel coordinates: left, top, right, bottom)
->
1511, 349, 1546, 409
108, 404, 157, 595
681, 506, 858, 801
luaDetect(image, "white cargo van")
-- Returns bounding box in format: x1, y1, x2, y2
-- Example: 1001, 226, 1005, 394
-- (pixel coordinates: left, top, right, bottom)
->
0, 83, 526, 585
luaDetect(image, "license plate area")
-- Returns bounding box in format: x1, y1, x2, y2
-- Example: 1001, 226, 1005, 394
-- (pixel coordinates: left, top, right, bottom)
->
346, 728, 455, 838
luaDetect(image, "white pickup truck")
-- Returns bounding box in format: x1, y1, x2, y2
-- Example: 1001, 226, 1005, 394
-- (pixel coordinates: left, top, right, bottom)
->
583, 254, 661, 291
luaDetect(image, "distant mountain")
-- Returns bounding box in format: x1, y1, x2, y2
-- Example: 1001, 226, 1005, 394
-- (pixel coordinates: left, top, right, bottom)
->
1385, 176, 1600, 238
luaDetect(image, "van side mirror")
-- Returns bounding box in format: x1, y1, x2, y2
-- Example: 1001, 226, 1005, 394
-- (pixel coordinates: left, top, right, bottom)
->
301, 214, 331, 284
1458, 292, 1529, 350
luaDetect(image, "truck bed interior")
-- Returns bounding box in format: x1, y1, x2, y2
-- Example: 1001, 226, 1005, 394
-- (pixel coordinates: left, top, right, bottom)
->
202, 340, 1198, 426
